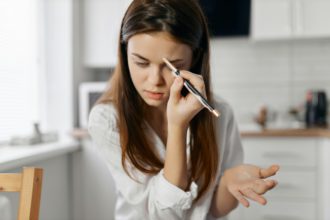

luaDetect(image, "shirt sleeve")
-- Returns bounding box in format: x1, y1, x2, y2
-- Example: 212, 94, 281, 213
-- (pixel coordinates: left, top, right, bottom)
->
208, 102, 244, 219
88, 104, 198, 220
212, 101, 244, 188
221, 104, 244, 173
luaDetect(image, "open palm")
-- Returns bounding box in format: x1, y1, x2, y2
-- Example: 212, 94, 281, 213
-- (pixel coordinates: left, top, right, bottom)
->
224, 164, 280, 207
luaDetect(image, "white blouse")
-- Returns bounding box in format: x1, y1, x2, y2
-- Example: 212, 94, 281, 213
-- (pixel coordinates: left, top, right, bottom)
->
88, 97, 243, 220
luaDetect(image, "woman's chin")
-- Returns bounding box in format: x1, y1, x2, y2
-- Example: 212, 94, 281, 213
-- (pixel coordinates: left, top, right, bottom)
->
143, 97, 167, 108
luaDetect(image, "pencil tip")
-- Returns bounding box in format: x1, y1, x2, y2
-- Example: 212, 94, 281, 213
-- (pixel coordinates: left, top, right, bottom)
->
213, 110, 220, 117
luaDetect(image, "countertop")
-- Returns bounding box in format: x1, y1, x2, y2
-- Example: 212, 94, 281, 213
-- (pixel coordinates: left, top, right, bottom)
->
0, 138, 80, 171
71, 127, 330, 139
241, 128, 330, 138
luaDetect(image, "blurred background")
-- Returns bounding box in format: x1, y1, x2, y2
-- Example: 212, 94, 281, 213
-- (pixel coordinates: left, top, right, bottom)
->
0, 0, 329, 220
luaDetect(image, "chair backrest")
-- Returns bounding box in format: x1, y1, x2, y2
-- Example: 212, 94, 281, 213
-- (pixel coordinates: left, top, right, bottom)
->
0, 167, 43, 220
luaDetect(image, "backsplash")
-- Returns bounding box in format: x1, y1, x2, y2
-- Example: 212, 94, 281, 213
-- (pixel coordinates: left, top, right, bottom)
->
210, 38, 330, 125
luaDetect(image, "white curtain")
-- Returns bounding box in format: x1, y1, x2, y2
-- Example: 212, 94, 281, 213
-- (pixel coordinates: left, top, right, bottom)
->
0, 0, 41, 141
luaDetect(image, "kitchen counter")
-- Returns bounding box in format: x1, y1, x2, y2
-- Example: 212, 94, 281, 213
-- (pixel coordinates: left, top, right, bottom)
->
241, 128, 330, 138
71, 127, 330, 139
0, 138, 80, 171
0, 138, 81, 220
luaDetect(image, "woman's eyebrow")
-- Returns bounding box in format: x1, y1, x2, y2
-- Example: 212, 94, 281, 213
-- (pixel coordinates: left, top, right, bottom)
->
167, 59, 184, 64
131, 53, 184, 64
132, 53, 149, 61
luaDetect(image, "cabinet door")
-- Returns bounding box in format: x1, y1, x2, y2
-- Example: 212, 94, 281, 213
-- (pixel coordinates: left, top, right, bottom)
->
251, 0, 292, 40
266, 170, 316, 199
298, 0, 330, 37
84, 0, 132, 67
243, 201, 316, 220
72, 139, 117, 220
228, 201, 316, 220
242, 137, 317, 168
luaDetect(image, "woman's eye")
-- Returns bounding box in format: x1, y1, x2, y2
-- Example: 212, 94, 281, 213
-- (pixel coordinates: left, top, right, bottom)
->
136, 62, 149, 67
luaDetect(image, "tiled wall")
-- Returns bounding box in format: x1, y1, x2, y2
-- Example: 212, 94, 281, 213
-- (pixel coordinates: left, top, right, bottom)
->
210, 38, 330, 126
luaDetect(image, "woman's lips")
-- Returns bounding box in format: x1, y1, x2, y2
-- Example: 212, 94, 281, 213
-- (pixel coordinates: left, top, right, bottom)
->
145, 90, 164, 100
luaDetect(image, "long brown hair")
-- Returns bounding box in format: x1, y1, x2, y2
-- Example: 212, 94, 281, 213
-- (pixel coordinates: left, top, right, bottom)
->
97, 0, 218, 201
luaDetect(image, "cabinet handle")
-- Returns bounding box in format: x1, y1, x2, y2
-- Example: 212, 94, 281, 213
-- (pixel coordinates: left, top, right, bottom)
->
262, 152, 297, 158
294, 0, 303, 34
276, 183, 296, 190
263, 214, 300, 220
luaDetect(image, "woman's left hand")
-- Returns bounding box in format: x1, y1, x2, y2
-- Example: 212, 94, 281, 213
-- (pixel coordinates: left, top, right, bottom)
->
223, 164, 280, 207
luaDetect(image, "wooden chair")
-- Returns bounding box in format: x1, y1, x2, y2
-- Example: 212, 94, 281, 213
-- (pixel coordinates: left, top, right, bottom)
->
0, 167, 43, 220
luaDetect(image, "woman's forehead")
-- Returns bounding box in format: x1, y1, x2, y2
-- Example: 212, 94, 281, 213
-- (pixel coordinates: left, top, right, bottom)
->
127, 32, 192, 61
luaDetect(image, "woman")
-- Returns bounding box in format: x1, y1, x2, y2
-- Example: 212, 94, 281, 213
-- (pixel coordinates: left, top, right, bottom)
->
88, 0, 279, 219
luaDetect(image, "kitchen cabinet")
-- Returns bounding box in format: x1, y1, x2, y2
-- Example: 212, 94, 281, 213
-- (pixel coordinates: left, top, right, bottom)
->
228, 136, 330, 220
0, 140, 80, 220
251, 0, 330, 40
84, 0, 132, 67
72, 139, 117, 220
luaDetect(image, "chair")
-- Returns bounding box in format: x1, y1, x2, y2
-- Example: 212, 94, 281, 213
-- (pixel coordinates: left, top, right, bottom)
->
0, 167, 43, 220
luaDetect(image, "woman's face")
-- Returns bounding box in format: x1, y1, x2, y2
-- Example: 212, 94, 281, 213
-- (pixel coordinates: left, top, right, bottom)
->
127, 32, 193, 110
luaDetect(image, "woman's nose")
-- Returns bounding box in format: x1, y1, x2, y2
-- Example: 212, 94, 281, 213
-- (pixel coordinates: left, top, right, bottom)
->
148, 67, 164, 85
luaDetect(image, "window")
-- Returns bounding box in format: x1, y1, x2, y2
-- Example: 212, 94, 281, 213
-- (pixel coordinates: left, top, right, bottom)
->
0, 0, 41, 141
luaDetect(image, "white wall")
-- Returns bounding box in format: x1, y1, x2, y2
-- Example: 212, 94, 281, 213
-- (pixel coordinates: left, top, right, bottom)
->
210, 38, 330, 125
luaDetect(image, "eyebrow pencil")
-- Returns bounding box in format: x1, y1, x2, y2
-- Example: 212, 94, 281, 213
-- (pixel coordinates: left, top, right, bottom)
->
163, 58, 220, 117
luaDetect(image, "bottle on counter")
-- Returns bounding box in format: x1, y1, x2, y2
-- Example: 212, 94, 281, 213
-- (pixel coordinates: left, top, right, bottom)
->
305, 90, 315, 128
305, 90, 328, 128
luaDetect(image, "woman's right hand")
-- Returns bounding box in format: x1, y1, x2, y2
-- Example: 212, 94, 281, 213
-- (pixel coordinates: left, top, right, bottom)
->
166, 70, 206, 129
